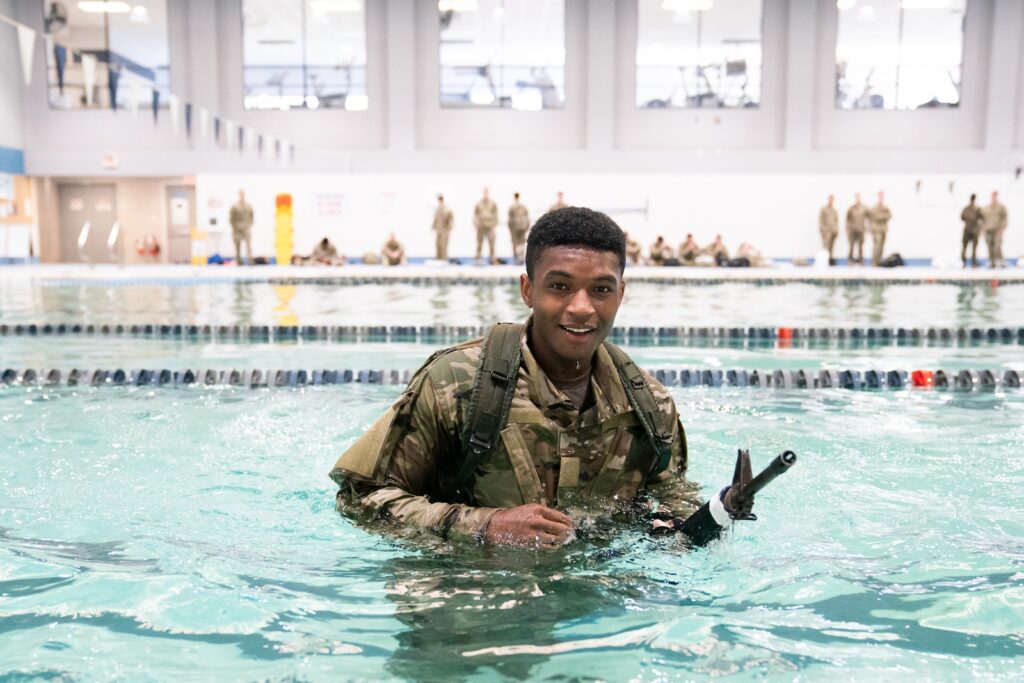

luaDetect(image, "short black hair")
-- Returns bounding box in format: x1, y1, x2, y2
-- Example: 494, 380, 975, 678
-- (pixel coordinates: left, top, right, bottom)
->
525, 206, 626, 279
970, 193, 976, 201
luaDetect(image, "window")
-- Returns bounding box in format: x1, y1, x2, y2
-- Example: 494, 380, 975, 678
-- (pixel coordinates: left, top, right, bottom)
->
41, 0, 171, 110
438, 0, 565, 110
636, 0, 763, 109
242, 0, 368, 111
835, 0, 966, 110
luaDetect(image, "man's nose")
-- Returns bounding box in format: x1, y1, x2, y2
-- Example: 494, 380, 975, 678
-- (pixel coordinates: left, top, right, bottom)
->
566, 288, 595, 317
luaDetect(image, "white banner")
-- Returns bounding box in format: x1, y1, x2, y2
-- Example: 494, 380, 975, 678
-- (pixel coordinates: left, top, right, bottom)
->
224, 120, 235, 149
16, 24, 36, 86
169, 94, 180, 134
198, 107, 209, 142
81, 53, 97, 105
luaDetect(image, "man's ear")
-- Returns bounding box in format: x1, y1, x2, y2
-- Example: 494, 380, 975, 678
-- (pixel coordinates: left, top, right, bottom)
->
520, 273, 533, 308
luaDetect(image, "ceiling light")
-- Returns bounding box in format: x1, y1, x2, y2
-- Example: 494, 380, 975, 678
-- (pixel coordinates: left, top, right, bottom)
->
662, 0, 714, 11
836, 0, 856, 10
78, 1, 132, 12
309, 0, 362, 12
438, 0, 479, 12
901, 0, 952, 8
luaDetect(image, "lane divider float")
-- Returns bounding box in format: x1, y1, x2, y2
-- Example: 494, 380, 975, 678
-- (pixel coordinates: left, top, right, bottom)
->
1, 367, 1019, 392
2, 323, 1023, 346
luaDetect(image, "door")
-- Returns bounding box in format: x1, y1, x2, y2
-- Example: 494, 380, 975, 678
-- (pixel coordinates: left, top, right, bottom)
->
57, 184, 118, 263
166, 186, 195, 264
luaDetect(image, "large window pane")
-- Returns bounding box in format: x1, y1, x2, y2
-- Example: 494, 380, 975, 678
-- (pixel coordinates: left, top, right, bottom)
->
42, 0, 171, 110
835, 0, 966, 110
242, 0, 368, 111
439, 0, 565, 110
636, 0, 763, 109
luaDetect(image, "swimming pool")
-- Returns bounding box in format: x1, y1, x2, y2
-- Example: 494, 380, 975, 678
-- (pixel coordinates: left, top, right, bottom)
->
2, 280, 1023, 681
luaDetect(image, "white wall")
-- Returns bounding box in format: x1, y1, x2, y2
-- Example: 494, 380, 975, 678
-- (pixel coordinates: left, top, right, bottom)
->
197, 172, 1024, 261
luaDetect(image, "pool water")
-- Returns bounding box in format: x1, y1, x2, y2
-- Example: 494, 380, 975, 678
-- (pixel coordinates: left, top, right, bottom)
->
2, 281, 1023, 681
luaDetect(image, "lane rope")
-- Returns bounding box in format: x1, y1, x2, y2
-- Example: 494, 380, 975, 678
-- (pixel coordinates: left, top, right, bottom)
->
1, 367, 1019, 391
2, 323, 1023, 346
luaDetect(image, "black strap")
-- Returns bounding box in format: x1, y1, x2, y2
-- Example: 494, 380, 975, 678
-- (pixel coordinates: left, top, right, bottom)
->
446, 325, 673, 495
603, 342, 673, 472
446, 322, 523, 495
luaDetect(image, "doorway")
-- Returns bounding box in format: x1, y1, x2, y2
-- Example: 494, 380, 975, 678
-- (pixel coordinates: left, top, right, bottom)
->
166, 186, 196, 264
57, 184, 118, 263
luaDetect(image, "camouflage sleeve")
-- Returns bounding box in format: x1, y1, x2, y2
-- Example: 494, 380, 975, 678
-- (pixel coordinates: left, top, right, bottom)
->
643, 417, 705, 519
344, 374, 501, 541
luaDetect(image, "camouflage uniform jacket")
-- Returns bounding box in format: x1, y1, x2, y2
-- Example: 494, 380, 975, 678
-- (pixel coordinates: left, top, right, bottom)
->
508, 202, 531, 234
846, 203, 867, 235
334, 320, 703, 540
474, 198, 499, 230
819, 205, 838, 236
868, 204, 892, 232
983, 202, 1008, 233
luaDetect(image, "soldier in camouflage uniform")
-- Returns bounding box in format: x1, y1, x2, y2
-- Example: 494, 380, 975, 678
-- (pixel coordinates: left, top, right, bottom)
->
508, 192, 531, 265
960, 194, 982, 268
473, 188, 499, 264
868, 192, 892, 267
982, 191, 1008, 268
331, 207, 755, 548
819, 195, 838, 262
846, 193, 867, 265
432, 195, 454, 261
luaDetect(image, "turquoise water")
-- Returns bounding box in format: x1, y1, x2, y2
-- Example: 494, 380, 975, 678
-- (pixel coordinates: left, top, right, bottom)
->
1, 386, 1023, 681
2, 281, 1024, 681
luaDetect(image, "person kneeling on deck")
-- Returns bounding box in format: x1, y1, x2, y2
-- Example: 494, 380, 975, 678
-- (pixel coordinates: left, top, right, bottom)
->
330, 207, 754, 547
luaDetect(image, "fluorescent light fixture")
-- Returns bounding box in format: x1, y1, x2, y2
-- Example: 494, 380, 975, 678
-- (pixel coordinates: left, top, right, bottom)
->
438, 0, 479, 12
901, 0, 952, 8
344, 94, 369, 111
78, 1, 132, 12
310, 0, 362, 12
662, 0, 714, 11
836, 0, 856, 10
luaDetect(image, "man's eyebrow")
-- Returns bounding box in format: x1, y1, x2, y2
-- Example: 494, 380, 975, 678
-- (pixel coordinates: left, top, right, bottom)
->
543, 270, 618, 283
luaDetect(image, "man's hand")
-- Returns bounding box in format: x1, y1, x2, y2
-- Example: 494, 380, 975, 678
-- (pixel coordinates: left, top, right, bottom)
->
485, 503, 574, 548
723, 449, 755, 519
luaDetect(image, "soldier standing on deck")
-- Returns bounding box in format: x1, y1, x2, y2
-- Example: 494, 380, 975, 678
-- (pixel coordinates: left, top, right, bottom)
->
228, 189, 254, 266
549, 191, 568, 213
982, 191, 1008, 268
868, 192, 892, 267
432, 195, 454, 261
473, 188, 499, 264
960, 194, 983, 268
508, 193, 531, 265
846, 193, 867, 265
819, 195, 839, 263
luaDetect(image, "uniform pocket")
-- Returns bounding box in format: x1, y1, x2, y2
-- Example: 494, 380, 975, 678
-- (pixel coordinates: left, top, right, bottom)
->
499, 424, 545, 504
587, 426, 634, 497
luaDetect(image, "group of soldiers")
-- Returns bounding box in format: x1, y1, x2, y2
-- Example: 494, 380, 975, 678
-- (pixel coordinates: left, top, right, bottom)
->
817, 192, 892, 266
431, 189, 569, 264
638, 233, 764, 267
818, 191, 1010, 268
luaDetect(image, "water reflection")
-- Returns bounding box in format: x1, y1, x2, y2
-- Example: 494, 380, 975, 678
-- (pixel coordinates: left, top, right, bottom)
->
3, 282, 1022, 328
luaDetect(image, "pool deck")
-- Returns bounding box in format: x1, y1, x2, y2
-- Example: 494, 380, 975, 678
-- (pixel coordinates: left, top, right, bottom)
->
3, 263, 1023, 285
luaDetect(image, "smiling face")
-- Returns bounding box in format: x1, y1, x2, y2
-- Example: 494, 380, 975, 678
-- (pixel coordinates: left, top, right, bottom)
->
520, 246, 625, 375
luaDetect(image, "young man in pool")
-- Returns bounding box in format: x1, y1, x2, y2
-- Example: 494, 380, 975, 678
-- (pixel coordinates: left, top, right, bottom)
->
330, 207, 754, 547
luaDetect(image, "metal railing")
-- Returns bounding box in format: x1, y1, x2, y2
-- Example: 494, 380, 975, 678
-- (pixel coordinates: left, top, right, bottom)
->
77, 221, 92, 262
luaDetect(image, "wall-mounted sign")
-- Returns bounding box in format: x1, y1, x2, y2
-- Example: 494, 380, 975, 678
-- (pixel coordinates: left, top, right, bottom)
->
69, 198, 84, 211
101, 154, 119, 170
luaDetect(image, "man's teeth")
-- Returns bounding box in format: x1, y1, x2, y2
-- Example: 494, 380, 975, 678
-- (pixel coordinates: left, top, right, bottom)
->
562, 326, 594, 333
